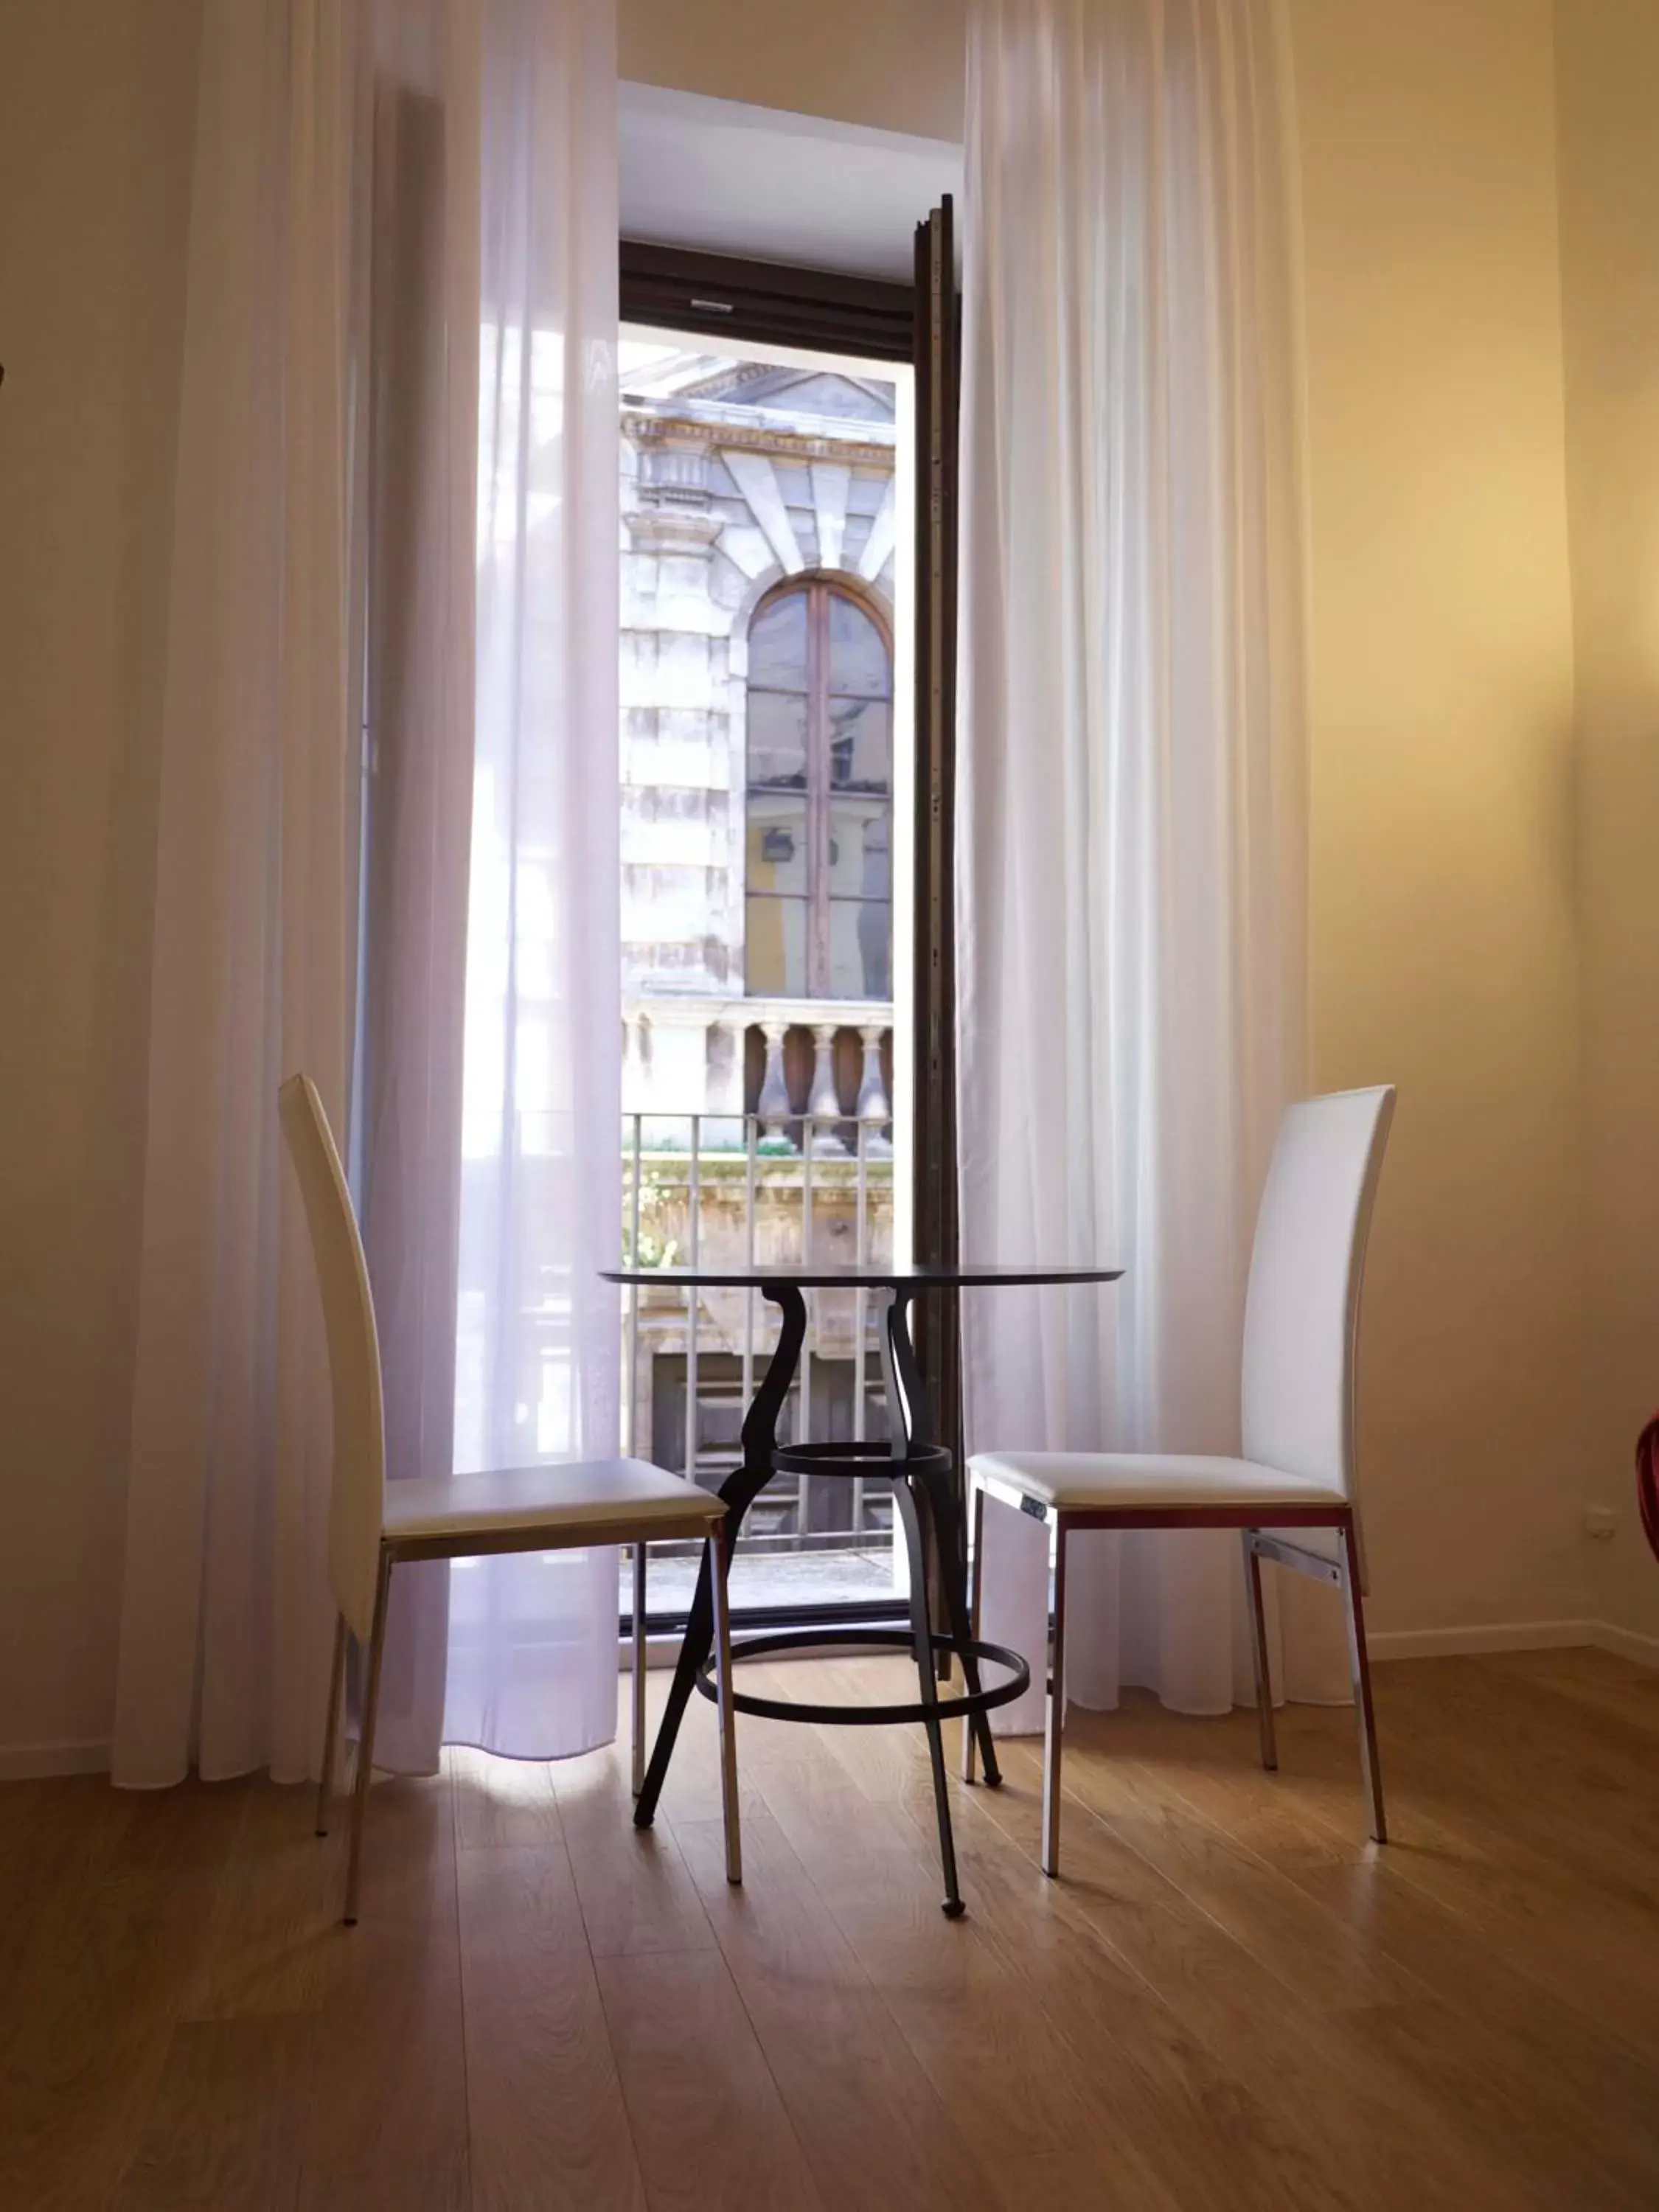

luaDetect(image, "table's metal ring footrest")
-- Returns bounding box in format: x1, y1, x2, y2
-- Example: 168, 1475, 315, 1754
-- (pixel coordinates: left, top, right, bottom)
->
769, 1439, 953, 1482
692, 1624, 1031, 1727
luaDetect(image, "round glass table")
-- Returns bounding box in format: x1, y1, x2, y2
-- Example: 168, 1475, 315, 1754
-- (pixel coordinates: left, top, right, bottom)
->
601, 1262, 1122, 1916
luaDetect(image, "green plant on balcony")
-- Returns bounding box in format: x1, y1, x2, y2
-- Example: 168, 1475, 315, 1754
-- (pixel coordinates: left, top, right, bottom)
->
622, 1164, 681, 1269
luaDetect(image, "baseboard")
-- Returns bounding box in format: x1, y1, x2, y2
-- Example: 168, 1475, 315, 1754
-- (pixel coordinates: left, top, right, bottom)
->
1369, 1617, 1659, 1670
1589, 1621, 1659, 1670
1368, 1618, 1598, 1660
0, 1739, 112, 1782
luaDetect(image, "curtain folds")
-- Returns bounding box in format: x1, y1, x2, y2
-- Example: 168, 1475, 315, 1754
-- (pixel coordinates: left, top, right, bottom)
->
113, 0, 620, 1787
958, 0, 1344, 1730
114, 0, 370, 1787
446, 0, 622, 1759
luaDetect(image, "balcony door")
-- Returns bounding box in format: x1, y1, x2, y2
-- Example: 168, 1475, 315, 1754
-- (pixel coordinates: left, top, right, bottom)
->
616, 220, 958, 1630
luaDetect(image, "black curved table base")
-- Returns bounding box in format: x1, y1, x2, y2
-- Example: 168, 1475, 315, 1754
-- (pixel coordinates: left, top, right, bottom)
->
630, 1281, 1010, 1916
692, 1627, 1030, 1727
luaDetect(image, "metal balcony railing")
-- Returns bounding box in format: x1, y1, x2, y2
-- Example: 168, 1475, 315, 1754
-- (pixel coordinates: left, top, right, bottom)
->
621, 1109, 897, 1555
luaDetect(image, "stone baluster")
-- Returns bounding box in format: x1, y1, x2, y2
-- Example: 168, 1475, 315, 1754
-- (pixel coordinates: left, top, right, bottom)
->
757, 1019, 794, 1148
705, 1015, 742, 1119
856, 1024, 893, 1157
808, 1023, 848, 1157
622, 1012, 649, 1118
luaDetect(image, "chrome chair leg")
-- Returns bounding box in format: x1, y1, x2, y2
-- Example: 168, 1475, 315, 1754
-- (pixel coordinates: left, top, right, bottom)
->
709, 1531, 742, 1885
316, 1610, 348, 1837
1041, 1517, 1069, 1878
1242, 1533, 1278, 1773
631, 1542, 648, 1798
961, 1481, 987, 1782
343, 1548, 392, 1926
1340, 1518, 1387, 1843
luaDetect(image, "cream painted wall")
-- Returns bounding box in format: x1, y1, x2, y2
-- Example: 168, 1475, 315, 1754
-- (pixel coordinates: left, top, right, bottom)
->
1556, 0, 1659, 1646
1288, 0, 1587, 1638
0, 0, 202, 1759
619, 0, 966, 145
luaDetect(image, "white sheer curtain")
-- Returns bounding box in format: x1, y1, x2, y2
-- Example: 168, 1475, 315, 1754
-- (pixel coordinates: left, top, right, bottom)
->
113, 0, 621, 1786
446, 0, 622, 1759
352, 0, 484, 1779
114, 0, 371, 1786
959, 0, 1346, 1732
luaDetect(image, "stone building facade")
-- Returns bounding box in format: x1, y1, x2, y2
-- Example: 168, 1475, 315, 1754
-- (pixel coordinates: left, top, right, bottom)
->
619, 346, 899, 1148
617, 346, 902, 1496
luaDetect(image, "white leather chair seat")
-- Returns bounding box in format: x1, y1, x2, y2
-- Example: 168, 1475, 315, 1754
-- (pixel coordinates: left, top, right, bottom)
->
384, 1456, 722, 1542
970, 1450, 1347, 1512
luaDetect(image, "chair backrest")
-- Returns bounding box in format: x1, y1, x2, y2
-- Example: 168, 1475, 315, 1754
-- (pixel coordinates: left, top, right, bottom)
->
279, 1074, 386, 1641
1240, 1086, 1395, 1500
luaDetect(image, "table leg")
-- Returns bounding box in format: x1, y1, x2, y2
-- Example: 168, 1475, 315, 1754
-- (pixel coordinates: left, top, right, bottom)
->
894, 1472, 964, 1916
633, 1283, 806, 1829
883, 1291, 1001, 1784
913, 1456, 1002, 1787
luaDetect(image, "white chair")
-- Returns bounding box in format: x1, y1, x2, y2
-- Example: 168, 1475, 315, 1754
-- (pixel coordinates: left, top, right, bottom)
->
966, 1085, 1395, 1877
279, 1073, 741, 1923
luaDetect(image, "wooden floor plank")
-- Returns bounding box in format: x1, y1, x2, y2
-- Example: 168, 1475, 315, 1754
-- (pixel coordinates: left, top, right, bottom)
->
458, 1840, 645, 2212
1480, 1645, 1659, 1736
751, 1750, 1158, 2183
552, 1743, 717, 1961
672, 1806, 1000, 2212
3, 1650, 1658, 2212
973, 1735, 1561, 2212
289, 1770, 470, 2211
1272, 1683, 1659, 2057
450, 1747, 563, 1854
814, 1678, 1434, 2212
595, 1946, 825, 2212
0, 1778, 244, 2212
191, 1778, 344, 2021
1362, 1659, 1659, 1907
109, 2016, 307, 2211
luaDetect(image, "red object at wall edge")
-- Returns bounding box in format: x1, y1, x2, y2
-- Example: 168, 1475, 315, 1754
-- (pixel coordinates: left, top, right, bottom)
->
1637, 1415, 1659, 1564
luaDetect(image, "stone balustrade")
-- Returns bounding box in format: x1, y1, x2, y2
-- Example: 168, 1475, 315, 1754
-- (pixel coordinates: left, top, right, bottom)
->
622, 994, 893, 1153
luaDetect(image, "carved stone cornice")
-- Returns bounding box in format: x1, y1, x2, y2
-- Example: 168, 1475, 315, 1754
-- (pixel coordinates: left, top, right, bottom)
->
624, 507, 726, 552
624, 406, 895, 473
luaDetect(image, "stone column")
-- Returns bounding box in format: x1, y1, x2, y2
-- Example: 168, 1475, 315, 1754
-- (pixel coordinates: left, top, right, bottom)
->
856, 1024, 893, 1157
809, 1023, 848, 1157
757, 1019, 794, 1148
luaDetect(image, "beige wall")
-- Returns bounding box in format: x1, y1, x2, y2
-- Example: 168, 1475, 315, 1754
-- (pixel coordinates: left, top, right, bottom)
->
619, 0, 966, 144
0, 0, 202, 1758
1556, 0, 1659, 1646
1290, 0, 1589, 1638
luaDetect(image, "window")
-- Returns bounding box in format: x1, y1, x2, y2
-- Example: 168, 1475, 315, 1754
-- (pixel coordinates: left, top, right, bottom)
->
744, 579, 893, 1000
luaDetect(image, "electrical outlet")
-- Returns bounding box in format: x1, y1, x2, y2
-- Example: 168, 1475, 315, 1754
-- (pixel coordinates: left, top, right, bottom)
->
1583, 1505, 1618, 1542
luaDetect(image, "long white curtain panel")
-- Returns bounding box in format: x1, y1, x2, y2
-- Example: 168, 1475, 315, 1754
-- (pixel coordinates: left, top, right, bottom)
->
446, 0, 623, 1759
958, 0, 1346, 1728
115, 0, 374, 1787
113, 0, 621, 1786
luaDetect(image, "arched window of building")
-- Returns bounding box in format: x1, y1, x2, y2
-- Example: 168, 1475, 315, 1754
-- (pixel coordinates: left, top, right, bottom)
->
743, 579, 892, 1001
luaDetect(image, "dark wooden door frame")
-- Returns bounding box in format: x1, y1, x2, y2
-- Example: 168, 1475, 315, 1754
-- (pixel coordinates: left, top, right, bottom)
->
621, 240, 914, 362
909, 201, 963, 1666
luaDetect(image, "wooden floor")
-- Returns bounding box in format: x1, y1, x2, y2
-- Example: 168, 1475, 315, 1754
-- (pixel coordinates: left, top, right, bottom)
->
4, 1646, 1658, 2211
